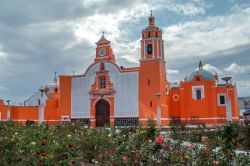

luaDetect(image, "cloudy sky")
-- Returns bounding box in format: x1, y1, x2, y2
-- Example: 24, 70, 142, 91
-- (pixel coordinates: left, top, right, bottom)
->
0, 0, 250, 104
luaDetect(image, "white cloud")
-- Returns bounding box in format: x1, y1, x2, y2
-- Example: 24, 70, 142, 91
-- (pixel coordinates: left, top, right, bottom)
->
167, 69, 179, 74
0, 44, 7, 59
224, 63, 250, 74
73, 1, 149, 45
203, 64, 222, 74
0, 87, 8, 92
236, 80, 250, 97
238, 80, 250, 88
164, 6, 250, 61
160, 2, 206, 16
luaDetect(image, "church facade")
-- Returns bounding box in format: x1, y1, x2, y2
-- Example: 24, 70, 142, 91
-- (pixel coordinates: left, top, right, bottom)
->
0, 14, 239, 126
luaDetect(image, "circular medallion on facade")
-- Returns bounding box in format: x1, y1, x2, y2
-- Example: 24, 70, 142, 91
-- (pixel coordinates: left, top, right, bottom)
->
173, 94, 179, 101
99, 48, 106, 56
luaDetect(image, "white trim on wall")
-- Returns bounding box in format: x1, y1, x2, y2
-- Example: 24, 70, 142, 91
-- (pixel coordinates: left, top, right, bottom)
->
217, 93, 226, 106
192, 85, 204, 100
6, 110, 10, 121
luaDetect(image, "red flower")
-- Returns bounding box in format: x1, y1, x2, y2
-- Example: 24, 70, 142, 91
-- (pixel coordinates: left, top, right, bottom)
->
213, 160, 219, 166
108, 149, 113, 155
207, 127, 211, 132
71, 160, 77, 165
40, 141, 46, 146
40, 152, 48, 157
122, 155, 127, 161
155, 136, 164, 144
38, 161, 42, 166
68, 144, 75, 148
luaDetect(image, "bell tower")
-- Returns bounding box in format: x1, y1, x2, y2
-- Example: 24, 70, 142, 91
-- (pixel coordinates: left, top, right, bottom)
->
95, 33, 115, 63
140, 11, 164, 61
139, 12, 170, 125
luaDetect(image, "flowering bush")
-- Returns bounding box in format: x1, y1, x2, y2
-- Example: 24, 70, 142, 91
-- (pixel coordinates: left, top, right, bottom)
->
0, 121, 249, 165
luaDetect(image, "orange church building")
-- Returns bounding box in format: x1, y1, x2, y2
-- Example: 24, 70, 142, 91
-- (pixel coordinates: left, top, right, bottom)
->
0, 14, 239, 127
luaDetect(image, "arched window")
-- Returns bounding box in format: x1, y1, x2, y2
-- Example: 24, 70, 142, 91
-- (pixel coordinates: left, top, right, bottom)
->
99, 77, 106, 89
100, 63, 105, 71
146, 44, 152, 54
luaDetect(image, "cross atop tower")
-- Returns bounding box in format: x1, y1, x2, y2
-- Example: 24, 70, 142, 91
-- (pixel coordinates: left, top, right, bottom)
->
148, 10, 155, 26
199, 60, 203, 70
102, 31, 105, 37
141, 11, 164, 61
54, 72, 58, 84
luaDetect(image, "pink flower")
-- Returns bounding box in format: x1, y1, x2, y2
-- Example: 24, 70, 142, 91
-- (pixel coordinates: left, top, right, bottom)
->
213, 160, 219, 166
189, 143, 194, 149
122, 155, 127, 161
155, 136, 164, 144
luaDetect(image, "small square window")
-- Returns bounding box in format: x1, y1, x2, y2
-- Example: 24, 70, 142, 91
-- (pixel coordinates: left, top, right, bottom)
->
196, 76, 200, 81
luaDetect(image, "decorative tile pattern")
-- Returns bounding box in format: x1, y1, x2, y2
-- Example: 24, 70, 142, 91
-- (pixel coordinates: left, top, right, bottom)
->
115, 118, 139, 126
71, 65, 98, 118
71, 118, 90, 125
71, 62, 139, 118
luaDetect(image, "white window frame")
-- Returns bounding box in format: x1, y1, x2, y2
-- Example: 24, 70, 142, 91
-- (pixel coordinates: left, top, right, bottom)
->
7, 110, 10, 121
217, 93, 226, 106
192, 85, 204, 100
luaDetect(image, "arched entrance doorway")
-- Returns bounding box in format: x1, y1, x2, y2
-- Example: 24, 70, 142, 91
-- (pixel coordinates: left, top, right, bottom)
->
95, 99, 110, 127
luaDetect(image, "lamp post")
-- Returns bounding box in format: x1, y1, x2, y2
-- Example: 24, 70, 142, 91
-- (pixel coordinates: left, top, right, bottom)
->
38, 88, 45, 125
155, 92, 161, 127
222, 77, 232, 122
6, 100, 11, 121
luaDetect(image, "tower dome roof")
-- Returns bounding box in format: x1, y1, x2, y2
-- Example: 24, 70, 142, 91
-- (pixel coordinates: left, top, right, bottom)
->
186, 60, 215, 82
187, 69, 214, 82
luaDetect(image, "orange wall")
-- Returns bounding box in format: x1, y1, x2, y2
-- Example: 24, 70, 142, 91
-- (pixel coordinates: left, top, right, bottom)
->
169, 79, 239, 124
169, 90, 181, 118
139, 60, 170, 125
43, 99, 59, 123
0, 100, 9, 120
59, 76, 72, 118
11, 106, 38, 121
